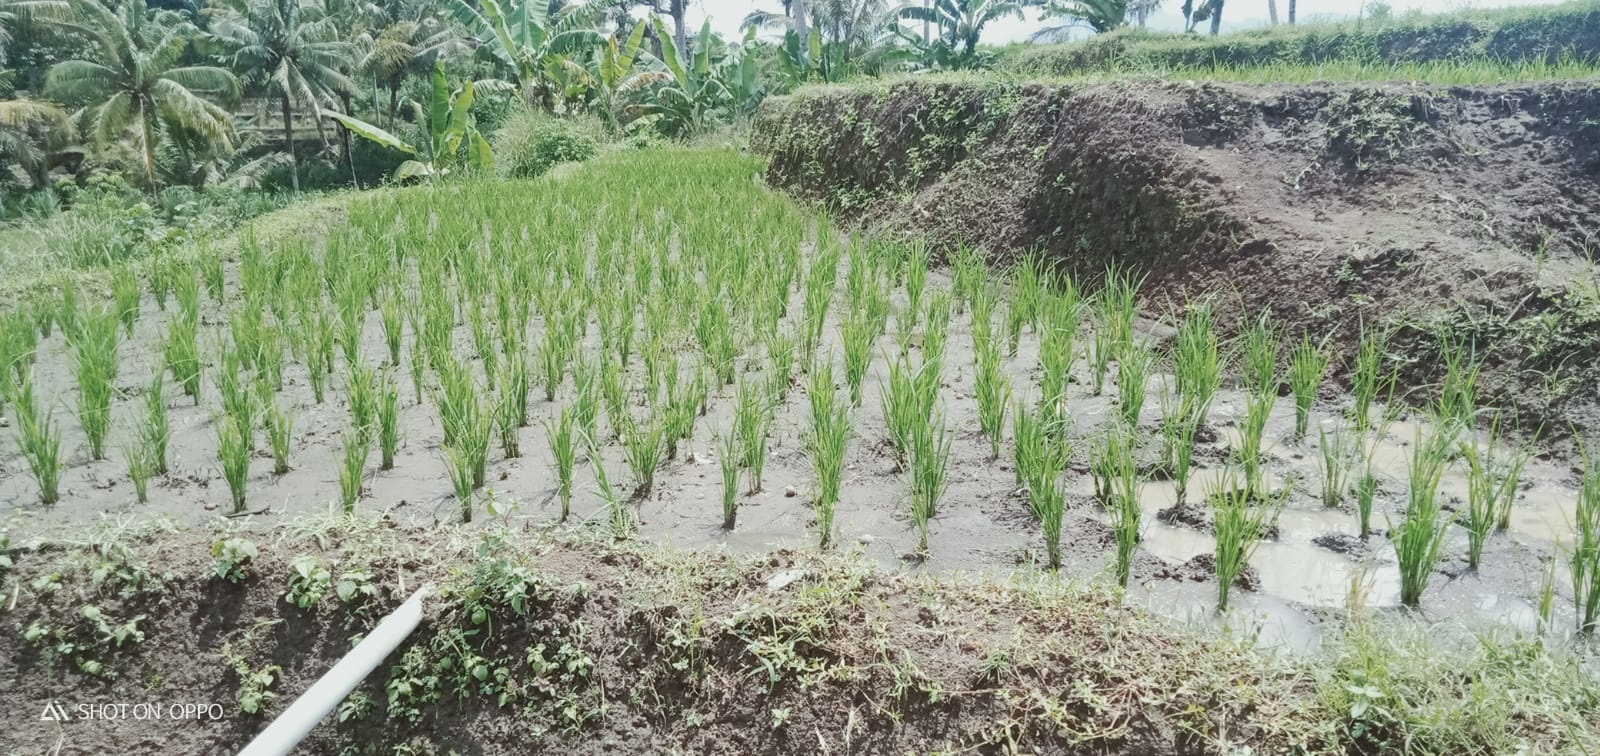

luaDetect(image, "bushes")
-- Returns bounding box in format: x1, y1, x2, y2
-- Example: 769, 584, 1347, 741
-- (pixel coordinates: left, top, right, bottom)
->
998, 1, 1600, 76
493, 110, 604, 179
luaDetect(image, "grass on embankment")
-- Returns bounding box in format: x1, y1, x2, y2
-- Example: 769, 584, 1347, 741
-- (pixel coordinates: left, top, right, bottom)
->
0, 514, 1597, 753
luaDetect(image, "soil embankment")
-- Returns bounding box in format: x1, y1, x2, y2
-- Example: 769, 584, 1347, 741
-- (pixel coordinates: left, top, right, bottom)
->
752, 79, 1600, 441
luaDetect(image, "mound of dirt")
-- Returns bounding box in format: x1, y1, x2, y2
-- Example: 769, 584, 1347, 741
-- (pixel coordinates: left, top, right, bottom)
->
0, 521, 1342, 754
752, 79, 1600, 444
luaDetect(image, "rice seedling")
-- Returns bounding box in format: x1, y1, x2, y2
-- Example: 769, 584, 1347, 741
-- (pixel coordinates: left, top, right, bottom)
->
495, 356, 530, 458
1097, 423, 1142, 589
165, 317, 201, 403
1437, 335, 1481, 428
70, 306, 121, 460
1037, 296, 1082, 424
1350, 322, 1394, 437
1239, 388, 1276, 500
545, 407, 577, 522
538, 330, 570, 402
57, 279, 79, 340
408, 333, 427, 404
974, 331, 1011, 460
841, 314, 875, 406
111, 263, 140, 337
1087, 320, 1115, 397
1158, 382, 1202, 506
444, 445, 476, 524
1239, 312, 1280, 396
949, 246, 986, 313
264, 400, 294, 475
1390, 421, 1459, 607
377, 373, 399, 470
257, 325, 285, 393
1210, 470, 1283, 612
469, 304, 498, 391
590, 438, 631, 538
735, 377, 773, 494
697, 296, 737, 386
1460, 411, 1533, 565
801, 251, 838, 359
9, 373, 62, 505
1006, 259, 1043, 357
124, 437, 156, 504
1288, 334, 1330, 442
1116, 340, 1154, 428
1173, 301, 1222, 417
1317, 422, 1354, 508
141, 370, 169, 475
600, 356, 628, 438
718, 429, 741, 530
622, 413, 667, 497
345, 360, 378, 447
339, 429, 369, 514
906, 412, 953, 556
807, 363, 850, 550
215, 415, 251, 514
434, 358, 493, 488
201, 252, 224, 303
381, 291, 403, 367
766, 332, 796, 404
881, 356, 935, 463
573, 356, 601, 445
1571, 445, 1600, 633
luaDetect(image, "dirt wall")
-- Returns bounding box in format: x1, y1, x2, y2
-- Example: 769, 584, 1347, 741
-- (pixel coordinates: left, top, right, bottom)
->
751, 78, 1600, 442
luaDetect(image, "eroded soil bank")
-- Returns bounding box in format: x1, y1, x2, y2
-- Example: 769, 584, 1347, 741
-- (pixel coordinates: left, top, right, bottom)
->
751, 79, 1600, 443
0, 520, 1592, 754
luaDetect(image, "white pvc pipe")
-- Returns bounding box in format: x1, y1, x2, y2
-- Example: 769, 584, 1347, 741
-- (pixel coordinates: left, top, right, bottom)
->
237, 583, 432, 756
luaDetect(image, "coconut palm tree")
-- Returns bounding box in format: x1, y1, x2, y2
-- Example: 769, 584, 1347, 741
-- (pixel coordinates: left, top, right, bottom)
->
0, 0, 74, 67
210, 0, 358, 192
44, 0, 240, 189
0, 82, 75, 187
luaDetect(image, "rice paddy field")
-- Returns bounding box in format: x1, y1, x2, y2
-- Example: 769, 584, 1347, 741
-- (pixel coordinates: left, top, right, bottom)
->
4, 148, 1600, 753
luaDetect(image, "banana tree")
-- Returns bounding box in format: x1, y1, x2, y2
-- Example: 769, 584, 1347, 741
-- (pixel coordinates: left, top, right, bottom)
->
584, 21, 667, 133
326, 61, 491, 181
448, 0, 603, 109
631, 16, 729, 138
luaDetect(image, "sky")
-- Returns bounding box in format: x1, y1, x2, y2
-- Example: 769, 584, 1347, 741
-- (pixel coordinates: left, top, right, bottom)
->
684, 0, 1575, 45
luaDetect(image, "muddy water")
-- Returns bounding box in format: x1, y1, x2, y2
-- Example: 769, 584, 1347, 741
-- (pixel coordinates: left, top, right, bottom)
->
0, 266, 1587, 652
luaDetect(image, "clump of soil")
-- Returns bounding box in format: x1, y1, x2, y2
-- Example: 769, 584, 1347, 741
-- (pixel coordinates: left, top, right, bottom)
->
1313, 533, 1376, 556
1155, 553, 1262, 592
753, 79, 1600, 445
